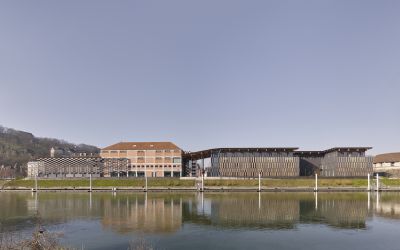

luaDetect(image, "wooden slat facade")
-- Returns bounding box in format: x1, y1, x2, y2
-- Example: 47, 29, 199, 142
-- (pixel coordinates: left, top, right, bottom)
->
209, 149, 299, 177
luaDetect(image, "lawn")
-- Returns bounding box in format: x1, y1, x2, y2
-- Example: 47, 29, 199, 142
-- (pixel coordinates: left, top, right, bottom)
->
4, 178, 195, 188
381, 178, 400, 187
5, 177, 400, 189
0, 180, 8, 188
204, 178, 368, 187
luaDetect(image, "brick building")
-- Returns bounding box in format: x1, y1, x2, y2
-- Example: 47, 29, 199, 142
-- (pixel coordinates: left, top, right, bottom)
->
100, 142, 182, 177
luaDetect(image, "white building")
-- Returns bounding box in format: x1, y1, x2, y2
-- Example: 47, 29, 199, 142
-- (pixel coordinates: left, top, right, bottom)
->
373, 152, 400, 176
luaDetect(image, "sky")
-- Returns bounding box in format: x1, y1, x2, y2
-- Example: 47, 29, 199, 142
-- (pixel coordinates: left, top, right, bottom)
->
0, 0, 399, 155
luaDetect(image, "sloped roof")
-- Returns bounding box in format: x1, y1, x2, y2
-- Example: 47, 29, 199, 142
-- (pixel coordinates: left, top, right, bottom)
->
102, 142, 181, 151
324, 147, 372, 153
183, 147, 299, 161
374, 152, 400, 163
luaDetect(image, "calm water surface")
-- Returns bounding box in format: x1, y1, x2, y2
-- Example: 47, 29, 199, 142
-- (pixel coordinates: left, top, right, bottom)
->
1, 191, 400, 250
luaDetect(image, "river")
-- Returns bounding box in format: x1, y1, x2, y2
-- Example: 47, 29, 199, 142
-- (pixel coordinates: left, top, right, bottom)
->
1, 191, 400, 249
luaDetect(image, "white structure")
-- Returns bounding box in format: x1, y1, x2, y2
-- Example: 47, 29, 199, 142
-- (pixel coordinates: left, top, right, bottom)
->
374, 152, 400, 176
27, 161, 41, 178
50, 147, 55, 158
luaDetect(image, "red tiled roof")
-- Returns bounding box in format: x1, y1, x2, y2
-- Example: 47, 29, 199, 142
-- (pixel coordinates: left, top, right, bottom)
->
102, 142, 181, 151
374, 152, 400, 164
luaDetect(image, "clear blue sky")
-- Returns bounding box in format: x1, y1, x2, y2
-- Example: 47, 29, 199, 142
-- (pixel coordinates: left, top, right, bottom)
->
1, 1, 399, 154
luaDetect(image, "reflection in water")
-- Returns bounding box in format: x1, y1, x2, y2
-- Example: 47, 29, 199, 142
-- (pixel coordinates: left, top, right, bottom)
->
3, 191, 400, 235
185, 193, 370, 230
206, 193, 300, 229
375, 192, 400, 219
376, 191, 380, 212
368, 192, 370, 210
101, 193, 182, 233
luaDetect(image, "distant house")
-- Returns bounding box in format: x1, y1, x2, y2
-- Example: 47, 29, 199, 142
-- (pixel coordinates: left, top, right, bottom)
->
374, 152, 400, 177
0, 165, 16, 179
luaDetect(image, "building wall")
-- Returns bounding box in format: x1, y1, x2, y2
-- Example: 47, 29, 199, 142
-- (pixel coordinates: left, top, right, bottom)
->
100, 149, 182, 177
374, 162, 400, 168
102, 158, 130, 177
27, 161, 39, 177
30, 157, 103, 178
209, 151, 299, 177
320, 151, 373, 177
299, 157, 322, 176
373, 162, 400, 177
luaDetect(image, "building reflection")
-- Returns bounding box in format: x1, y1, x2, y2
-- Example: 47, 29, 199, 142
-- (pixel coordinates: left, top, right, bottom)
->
300, 193, 369, 229
101, 193, 183, 234
184, 193, 370, 230
208, 193, 299, 229
374, 193, 400, 219
5, 191, 400, 234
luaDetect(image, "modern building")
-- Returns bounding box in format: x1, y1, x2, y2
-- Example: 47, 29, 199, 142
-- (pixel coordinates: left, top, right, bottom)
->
184, 148, 300, 178
27, 157, 104, 178
27, 154, 129, 178
27, 143, 373, 178
373, 152, 400, 177
185, 147, 373, 178
296, 147, 374, 177
100, 142, 183, 177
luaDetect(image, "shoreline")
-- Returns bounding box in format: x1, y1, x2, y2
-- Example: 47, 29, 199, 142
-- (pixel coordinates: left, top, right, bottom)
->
2, 187, 400, 192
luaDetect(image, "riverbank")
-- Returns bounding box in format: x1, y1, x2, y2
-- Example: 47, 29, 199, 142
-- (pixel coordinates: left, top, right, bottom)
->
2, 178, 400, 192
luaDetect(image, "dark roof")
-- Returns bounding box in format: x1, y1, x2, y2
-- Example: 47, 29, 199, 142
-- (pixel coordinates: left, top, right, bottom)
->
374, 152, 400, 164
324, 147, 372, 153
184, 147, 373, 160
294, 151, 325, 156
295, 147, 372, 156
102, 142, 181, 151
184, 147, 299, 161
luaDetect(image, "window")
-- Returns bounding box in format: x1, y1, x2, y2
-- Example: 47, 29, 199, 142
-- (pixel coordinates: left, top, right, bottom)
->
102, 151, 109, 154
120, 151, 127, 154
173, 157, 181, 164
110, 151, 117, 154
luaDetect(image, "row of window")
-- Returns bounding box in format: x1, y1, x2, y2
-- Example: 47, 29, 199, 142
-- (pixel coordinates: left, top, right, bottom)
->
136, 157, 181, 163
102, 150, 180, 154
132, 165, 181, 168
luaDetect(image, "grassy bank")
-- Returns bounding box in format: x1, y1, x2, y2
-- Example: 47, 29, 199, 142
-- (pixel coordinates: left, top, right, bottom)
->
204, 178, 368, 187
381, 178, 400, 186
5, 178, 195, 188
5, 177, 400, 189
0, 180, 8, 188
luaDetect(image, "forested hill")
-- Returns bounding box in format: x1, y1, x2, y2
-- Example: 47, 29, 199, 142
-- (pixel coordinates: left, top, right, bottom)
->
0, 125, 99, 171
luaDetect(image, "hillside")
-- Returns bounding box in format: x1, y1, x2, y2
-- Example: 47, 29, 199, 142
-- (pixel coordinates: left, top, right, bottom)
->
0, 125, 99, 176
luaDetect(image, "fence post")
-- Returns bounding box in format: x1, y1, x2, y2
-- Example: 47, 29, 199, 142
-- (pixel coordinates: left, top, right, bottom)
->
145, 174, 148, 192
376, 173, 379, 192
201, 173, 204, 192
89, 173, 92, 192
35, 174, 38, 192
314, 173, 318, 192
